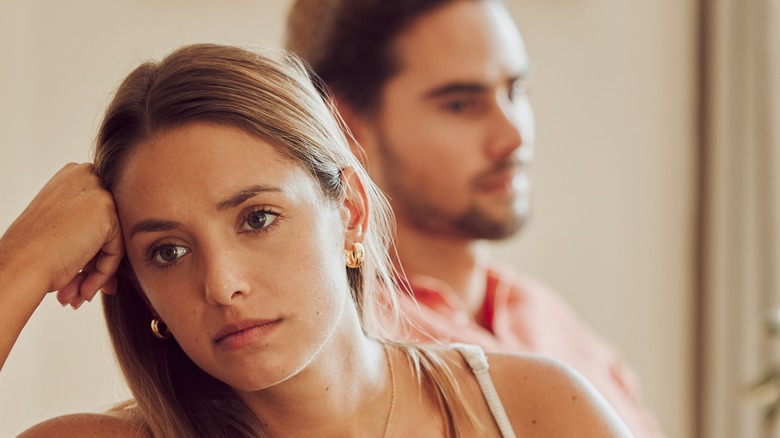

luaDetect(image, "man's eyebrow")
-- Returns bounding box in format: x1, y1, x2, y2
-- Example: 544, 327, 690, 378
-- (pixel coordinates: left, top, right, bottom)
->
129, 219, 183, 239
424, 72, 532, 100
216, 185, 282, 211
510, 70, 533, 86
424, 83, 489, 100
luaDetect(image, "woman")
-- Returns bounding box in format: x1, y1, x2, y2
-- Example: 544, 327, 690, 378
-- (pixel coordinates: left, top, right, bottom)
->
0, 44, 632, 437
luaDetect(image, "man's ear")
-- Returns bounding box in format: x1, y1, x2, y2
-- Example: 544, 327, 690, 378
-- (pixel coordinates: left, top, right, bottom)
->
340, 167, 369, 247
332, 98, 379, 166
334, 98, 365, 142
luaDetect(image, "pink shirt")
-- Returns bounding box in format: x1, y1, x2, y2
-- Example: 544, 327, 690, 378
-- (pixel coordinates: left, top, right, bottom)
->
390, 264, 664, 438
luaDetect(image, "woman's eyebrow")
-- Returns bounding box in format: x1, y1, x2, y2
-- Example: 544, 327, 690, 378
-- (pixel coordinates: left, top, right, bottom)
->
129, 219, 182, 239
216, 185, 282, 211
127, 187, 283, 239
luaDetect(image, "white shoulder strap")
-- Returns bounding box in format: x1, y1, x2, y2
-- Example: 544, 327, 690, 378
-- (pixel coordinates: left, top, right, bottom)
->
453, 343, 518, 438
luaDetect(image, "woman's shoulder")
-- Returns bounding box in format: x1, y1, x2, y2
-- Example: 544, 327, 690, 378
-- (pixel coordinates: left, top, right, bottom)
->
484, 351, 635, 437
17, 411, 149, 438
486, 350, 584, 386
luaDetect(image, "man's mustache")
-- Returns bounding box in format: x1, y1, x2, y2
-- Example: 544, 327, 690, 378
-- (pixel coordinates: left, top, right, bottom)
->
474, 157, 529, 185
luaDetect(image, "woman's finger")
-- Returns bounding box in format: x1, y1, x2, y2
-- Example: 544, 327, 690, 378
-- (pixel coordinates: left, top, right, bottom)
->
56, 271, 87, 308
80, 225, 125, 299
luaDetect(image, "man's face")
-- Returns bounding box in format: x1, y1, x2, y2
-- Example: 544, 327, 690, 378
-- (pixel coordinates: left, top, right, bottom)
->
359, 0, 535, 241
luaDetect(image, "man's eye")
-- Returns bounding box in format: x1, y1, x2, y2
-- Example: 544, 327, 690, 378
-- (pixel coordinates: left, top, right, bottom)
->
151, 245, 189, 266
445, 99, 474, 113
509, 81, 529, 101
240, 209, 280, 232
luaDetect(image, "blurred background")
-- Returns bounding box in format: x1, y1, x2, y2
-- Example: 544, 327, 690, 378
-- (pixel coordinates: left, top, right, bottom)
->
1, 1, 778, 437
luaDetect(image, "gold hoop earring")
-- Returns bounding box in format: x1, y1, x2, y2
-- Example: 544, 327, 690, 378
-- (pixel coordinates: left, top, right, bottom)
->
150, 318, 171, 339
345, 242, 365, 269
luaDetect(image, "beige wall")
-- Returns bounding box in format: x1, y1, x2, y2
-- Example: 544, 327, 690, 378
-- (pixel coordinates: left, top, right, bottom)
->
0, 1, 694, 437
499, 1, 696, 437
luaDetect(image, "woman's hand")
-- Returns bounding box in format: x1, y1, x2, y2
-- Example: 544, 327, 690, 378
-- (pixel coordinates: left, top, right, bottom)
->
0, 163, 124, 308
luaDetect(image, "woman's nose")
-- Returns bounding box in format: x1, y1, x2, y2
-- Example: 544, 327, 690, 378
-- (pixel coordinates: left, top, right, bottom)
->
202, 247, 251, 306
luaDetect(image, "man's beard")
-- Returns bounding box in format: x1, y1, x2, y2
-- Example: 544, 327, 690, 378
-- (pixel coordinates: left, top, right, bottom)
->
377, 138, 529, 240
451, 199, 528, 240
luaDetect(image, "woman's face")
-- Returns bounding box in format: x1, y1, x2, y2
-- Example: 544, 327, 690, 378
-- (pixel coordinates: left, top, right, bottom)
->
113, 122, 357, 392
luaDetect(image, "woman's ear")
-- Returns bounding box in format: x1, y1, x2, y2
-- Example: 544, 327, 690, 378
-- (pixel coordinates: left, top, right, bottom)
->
340, 167, 369, 248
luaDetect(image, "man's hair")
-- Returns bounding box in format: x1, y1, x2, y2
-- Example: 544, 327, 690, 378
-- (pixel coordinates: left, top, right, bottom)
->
285, 0, 460, 114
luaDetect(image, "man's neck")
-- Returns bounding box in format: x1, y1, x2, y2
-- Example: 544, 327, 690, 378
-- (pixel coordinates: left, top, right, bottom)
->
394, 222, 491, 317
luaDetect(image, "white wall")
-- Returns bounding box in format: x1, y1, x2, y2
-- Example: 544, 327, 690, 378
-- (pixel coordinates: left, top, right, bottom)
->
0, 1, 694, 437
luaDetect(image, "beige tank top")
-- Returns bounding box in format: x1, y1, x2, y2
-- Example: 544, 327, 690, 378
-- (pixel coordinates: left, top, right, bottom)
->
453, 343, 517, 438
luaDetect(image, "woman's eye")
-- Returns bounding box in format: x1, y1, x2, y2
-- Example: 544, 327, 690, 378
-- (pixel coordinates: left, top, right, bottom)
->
151, 244, 189, 266
240, 209, 280, 232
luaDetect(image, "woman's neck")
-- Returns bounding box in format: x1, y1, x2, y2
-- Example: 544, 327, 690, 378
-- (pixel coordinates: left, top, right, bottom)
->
236, 331, 391, 437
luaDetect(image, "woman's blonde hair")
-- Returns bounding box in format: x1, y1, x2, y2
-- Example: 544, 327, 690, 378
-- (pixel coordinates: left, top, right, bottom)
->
94, 43, 481, 437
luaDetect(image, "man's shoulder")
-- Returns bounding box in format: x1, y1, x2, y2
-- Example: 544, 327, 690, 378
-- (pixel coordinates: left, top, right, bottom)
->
486, 262, 549, 288
486, 263, 571, 304
17, 412, 149, 438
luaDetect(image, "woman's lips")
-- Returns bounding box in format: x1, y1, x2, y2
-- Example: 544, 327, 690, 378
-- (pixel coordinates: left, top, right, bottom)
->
214, 319, 281, 349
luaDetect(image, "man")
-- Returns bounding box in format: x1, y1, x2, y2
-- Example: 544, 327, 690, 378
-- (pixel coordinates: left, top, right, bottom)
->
286, 0, 663, 436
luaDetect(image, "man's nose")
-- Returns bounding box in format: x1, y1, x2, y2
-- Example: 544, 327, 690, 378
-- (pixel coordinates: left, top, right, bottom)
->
486, 95, 533, 160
